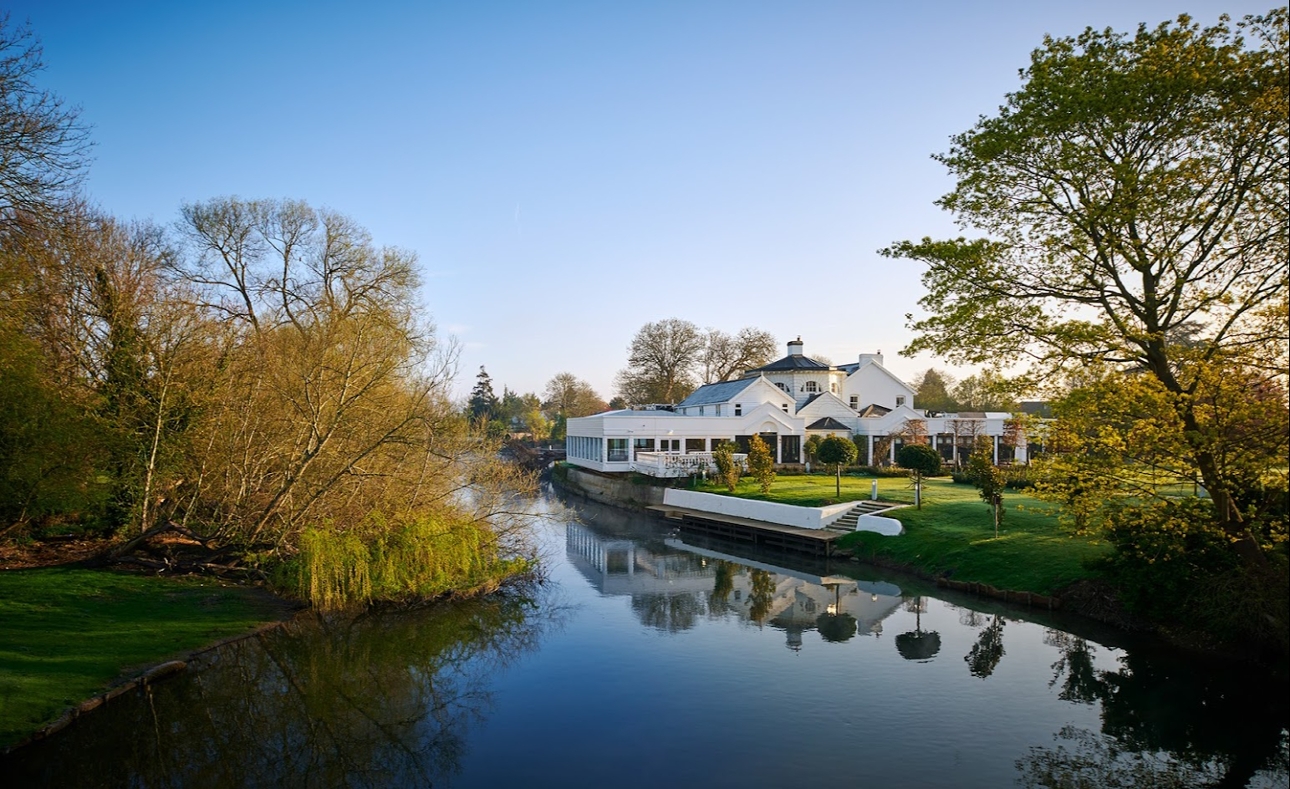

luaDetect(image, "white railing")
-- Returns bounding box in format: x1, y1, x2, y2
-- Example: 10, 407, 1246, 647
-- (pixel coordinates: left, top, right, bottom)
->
631, 451, 748, 478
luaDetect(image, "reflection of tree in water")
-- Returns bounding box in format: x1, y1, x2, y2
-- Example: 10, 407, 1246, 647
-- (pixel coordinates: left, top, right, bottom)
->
1017, 725, 1290, 789
816, 585, 857, 643
1018, 628, 1290, 788
1043, 630, 1102, 705
958, 608, 987, 628
4, 594, 549, 788
631, 592, 704, 633
748, 569, 775, 625
965, 615, 1005, 678
708, 560, 738, 615
894, 596, 941, 661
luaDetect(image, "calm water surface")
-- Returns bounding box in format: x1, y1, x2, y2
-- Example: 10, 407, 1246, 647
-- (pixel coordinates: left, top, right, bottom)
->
7, 494, 1288, 788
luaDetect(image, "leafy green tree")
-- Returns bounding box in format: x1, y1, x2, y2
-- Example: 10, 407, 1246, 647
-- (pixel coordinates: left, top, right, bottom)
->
951, 370, 1020, 412
816, 435, 857, 498
912, 368, 957, 412
896, 443, 941, 509
967, 440, 1006, 537
747, 434, 775, 494
804, 434, 823, 465
711, 441, 741, 492
883, 9, 1288, 568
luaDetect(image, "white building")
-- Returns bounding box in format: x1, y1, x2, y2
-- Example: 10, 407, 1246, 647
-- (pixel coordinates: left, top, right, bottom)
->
566, 338, 1028, 476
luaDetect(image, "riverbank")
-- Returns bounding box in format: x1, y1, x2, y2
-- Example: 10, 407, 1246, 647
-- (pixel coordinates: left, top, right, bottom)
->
0, 567, 299, 749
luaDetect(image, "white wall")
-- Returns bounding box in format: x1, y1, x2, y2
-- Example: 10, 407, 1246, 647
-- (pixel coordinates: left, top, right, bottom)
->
664, 490, 853, 531
842, 364, 914, 411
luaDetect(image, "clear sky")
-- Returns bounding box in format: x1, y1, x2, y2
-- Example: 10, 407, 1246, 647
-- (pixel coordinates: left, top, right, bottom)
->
9, 0, 1275, 399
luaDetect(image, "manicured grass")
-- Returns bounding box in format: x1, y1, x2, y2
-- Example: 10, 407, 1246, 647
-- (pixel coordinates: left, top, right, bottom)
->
698, 474, 1109, 596
695, 473, 912, 506
0, 568, 292, 748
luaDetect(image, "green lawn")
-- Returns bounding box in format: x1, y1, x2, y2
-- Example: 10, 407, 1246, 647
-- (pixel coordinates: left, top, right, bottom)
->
697, 474, 1109, 596
0, 568, 292, 748
694, 473, 911, 506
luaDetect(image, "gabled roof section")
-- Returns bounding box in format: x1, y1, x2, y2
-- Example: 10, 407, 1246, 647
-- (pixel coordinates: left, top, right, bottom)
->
801, 393, 824, 408
806, 417, 851, 431
856, 403, 891, 418
747, 354, 831, 372
675, 377, 759, 408
844, 359, 914, 393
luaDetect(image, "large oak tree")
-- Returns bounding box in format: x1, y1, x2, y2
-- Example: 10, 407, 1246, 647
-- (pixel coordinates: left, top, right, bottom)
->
883, 10, 1288, 564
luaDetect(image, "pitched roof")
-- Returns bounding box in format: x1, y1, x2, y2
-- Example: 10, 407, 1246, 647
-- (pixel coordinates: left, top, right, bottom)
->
856, 403, 891, 418
675, 377, 759, 408
806, 417, 851, 431
747, 353, 831, 372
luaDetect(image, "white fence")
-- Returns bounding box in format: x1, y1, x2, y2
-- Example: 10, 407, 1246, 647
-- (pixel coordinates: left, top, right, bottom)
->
630, 451, 747, 478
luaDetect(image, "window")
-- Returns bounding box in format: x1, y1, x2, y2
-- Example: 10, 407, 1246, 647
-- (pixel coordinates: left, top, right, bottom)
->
831, 382, 838, 393
607, 438, 629, 462
716, 405, 722, 416
685, 438, 704, 453
805, 381, 819, 393
632, 438, 654, 459
699, 406, 705, 415
850, 395, 859, 409
896, 396, 906, 407
735, 404, 742, 416
782, 403, 789, 412
776, 383, 788, 392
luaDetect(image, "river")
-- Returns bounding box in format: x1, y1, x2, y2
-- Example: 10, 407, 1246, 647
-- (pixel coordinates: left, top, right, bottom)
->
6, 492, 1287, 787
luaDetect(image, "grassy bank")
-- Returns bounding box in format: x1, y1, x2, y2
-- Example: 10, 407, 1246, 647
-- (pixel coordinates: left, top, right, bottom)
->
698, 474, 1109, 596
0, 568, 293, 748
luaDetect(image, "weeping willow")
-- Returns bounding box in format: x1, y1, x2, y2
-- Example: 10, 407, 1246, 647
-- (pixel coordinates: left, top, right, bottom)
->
296, 512, 535, 611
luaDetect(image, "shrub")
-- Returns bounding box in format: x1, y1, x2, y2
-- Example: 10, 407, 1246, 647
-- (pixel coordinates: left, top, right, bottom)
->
712, 441, 742, 492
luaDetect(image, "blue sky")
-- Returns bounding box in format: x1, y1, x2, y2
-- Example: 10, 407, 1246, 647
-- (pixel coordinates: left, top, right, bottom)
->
10, 1, 1273, 399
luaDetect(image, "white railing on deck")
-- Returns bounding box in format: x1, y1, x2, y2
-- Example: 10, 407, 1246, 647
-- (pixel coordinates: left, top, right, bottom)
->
630, 451, 748, 478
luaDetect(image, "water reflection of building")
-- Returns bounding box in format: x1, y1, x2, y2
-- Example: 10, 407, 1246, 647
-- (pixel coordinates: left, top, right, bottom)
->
566, 522, 905, 648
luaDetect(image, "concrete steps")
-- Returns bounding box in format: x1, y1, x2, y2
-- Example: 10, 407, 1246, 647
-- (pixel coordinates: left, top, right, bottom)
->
823, 500, 897, 534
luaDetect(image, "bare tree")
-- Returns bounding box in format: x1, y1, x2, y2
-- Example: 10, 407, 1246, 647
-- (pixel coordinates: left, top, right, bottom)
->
615, 318, 705, 404
542, 372, 606, 421
0, 15, 90, 224
701, 327, 776, 383
948, 418, 986, 467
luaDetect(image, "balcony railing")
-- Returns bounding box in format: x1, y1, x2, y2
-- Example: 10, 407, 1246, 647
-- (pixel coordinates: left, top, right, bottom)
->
630, 451, 747, 478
